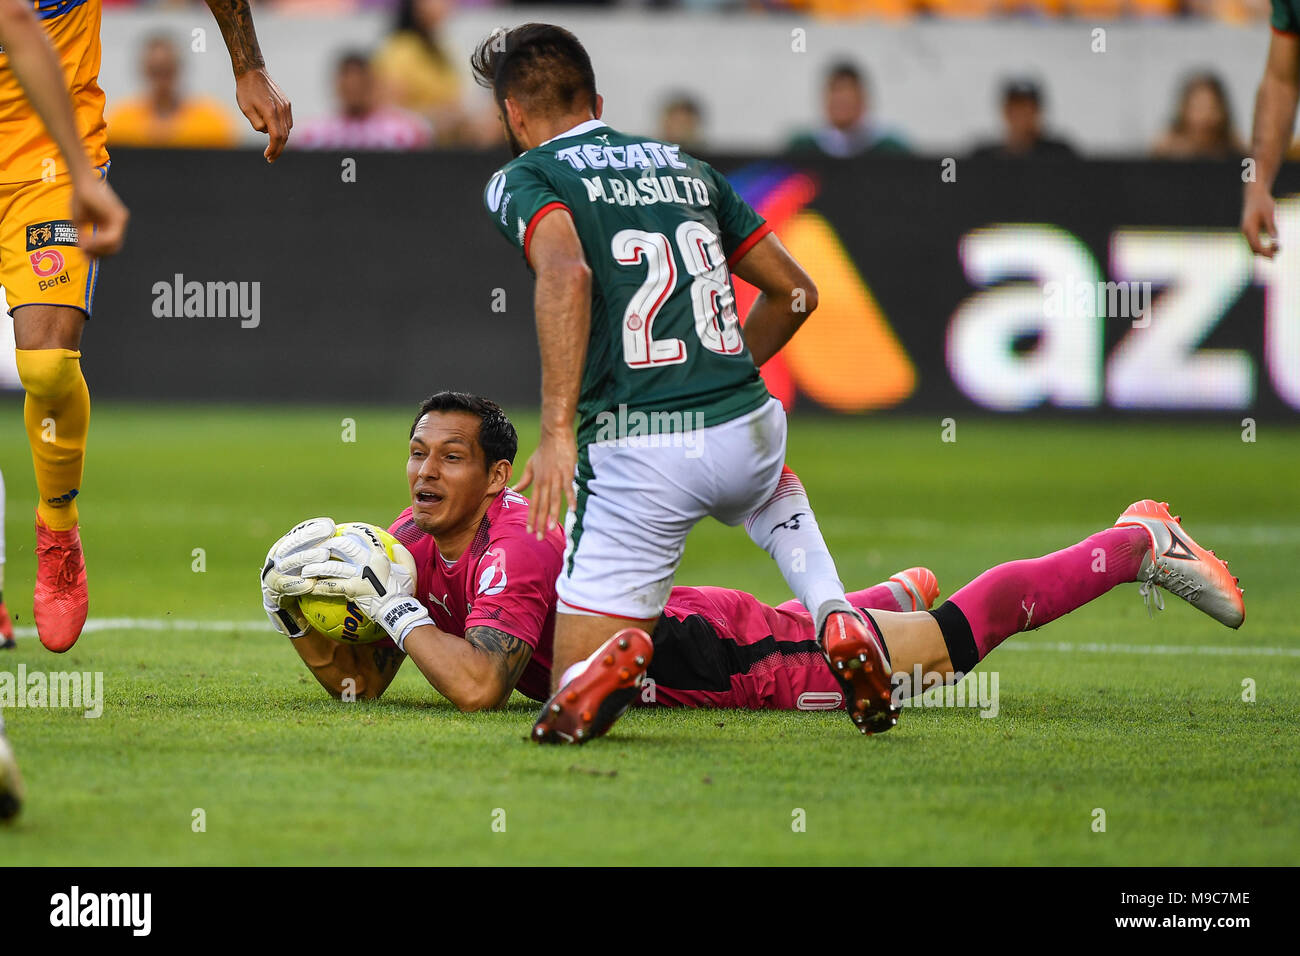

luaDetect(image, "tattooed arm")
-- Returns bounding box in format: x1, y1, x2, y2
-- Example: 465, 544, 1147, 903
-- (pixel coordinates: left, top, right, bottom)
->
400, 624, 535, 712
204, 0, 292, 161
289, 631, 406, 700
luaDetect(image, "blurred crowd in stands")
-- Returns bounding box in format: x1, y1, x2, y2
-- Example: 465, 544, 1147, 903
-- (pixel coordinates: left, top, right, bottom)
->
100, 0, 1275, 21
104, 0, 1270, 158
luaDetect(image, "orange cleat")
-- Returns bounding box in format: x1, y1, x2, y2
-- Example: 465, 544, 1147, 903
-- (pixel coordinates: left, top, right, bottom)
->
889, 566, 941, 611
33, 512, 89, 653
532, 628, 653, 745
821, 610, 899, 735
0, 600, 14, 649
1115, 500, 1245, 629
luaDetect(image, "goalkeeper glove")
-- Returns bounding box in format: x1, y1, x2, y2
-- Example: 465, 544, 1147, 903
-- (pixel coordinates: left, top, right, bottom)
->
302, 525, 431, 651
261, 517, 336, 638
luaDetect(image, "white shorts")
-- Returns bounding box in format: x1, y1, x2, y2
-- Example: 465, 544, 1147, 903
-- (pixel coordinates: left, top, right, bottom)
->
557, 396, 788, 620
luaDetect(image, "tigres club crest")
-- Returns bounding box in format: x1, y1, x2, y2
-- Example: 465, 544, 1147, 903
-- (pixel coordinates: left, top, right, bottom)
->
25, 220, 78, 251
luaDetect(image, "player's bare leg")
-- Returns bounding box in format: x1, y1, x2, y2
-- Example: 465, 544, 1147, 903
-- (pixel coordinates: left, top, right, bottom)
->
533, 612, 658, 744
13, 304, 90, 653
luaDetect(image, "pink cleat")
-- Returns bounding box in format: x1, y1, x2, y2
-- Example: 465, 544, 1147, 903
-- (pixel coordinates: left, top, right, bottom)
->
33, 512, 89, 653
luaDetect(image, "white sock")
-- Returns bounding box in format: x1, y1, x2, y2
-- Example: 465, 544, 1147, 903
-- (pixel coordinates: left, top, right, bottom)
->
745, 469, 852, 635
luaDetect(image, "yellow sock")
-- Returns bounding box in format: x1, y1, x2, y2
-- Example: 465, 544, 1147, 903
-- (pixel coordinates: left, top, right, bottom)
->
15, 348, 90, 531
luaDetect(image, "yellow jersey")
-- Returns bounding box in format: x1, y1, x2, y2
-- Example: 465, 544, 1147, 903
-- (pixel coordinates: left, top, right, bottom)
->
0, 0, 108, 185
106, 96, 238, 149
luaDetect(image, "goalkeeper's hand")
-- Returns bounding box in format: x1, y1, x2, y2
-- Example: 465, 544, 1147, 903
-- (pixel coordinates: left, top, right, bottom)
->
261, 517, 336, 638
302, 528, 431, 651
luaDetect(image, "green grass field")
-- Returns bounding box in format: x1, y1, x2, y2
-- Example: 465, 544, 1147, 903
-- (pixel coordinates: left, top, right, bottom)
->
1, 400, 1297, 865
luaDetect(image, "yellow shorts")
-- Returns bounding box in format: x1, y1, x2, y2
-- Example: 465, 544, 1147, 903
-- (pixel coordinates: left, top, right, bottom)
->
0, 163, 108, 318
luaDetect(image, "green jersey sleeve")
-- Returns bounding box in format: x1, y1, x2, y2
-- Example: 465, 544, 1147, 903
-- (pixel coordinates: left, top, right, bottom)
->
484, 161, 570, 262
701, 161, 770, 264
1272, 0, 1300, 33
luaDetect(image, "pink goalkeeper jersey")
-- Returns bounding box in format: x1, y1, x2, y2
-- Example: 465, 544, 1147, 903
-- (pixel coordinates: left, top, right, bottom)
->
387, 490, 563, 703
386, 491, 854, 710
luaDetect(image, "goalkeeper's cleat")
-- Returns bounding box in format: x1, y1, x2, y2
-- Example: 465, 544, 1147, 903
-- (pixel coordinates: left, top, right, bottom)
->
532, 628, 653, 745
0, 726, 23, 822
0, 599, 14, 649
33, 512, 89, 653
821, 610, 899, 735
1115, 500, 1245, 629
889, 566, 941, 611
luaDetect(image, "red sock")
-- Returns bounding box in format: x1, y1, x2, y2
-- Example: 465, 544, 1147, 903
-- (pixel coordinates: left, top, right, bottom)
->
947, 526, 1149, 662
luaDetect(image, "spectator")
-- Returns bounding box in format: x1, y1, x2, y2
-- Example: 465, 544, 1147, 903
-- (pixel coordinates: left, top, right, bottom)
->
787, 61, 909, 158
970, 78, 1077, 159
106, 33, 238, 148
294, 52, 433, 151
372, 0, 475, 145
1152, 71, 1245, 159
658, 93, 705, 151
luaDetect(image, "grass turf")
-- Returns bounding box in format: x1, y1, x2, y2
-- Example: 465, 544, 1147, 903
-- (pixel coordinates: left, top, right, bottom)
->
0, 400, 1297, 864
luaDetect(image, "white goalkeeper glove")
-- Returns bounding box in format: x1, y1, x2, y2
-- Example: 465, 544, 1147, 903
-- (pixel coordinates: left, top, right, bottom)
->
260, 517, 337, 638
301, 526, 431, 651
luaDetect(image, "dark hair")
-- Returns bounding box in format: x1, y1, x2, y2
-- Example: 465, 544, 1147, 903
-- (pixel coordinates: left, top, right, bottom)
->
392, 0, 448, 63
335, 50, 371, 75
410, 391, 518, 467
1001, 76, 1043, 107
470, 23, 597, 117
826, 60, 865, 90
1171, 71, 1236, 147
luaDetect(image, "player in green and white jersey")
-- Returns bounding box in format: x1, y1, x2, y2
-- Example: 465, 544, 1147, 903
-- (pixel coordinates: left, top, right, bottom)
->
474, 23, 895, 744
1241, 0, 1300, 256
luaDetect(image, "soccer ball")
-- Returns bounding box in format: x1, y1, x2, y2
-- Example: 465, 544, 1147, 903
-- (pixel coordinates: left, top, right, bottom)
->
298, 522, 418, 644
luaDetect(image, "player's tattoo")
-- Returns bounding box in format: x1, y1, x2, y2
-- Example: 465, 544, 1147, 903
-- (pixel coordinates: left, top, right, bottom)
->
204, 0, 265, 75
465, 626, 533, 707
369, 644, 405, 680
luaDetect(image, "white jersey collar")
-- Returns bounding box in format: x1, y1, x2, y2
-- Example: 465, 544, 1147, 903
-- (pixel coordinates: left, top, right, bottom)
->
540, 119, 608, 147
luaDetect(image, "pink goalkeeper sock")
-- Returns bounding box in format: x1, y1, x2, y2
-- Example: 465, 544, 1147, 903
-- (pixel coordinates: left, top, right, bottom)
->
847, 583, 909, 614
776, 582, 908, 616
948, 526, 1150, 661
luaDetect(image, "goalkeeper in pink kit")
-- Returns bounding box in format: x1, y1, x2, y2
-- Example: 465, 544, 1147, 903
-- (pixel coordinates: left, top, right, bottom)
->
260, 393, 1245, 720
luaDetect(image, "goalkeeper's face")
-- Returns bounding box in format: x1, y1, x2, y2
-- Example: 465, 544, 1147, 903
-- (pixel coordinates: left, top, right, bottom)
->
407, 411, 507, 537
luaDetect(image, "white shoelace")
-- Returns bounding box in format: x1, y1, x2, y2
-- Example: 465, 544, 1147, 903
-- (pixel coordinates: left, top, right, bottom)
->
1138, 566, 1166, 618
1138, 561, 1206, 618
